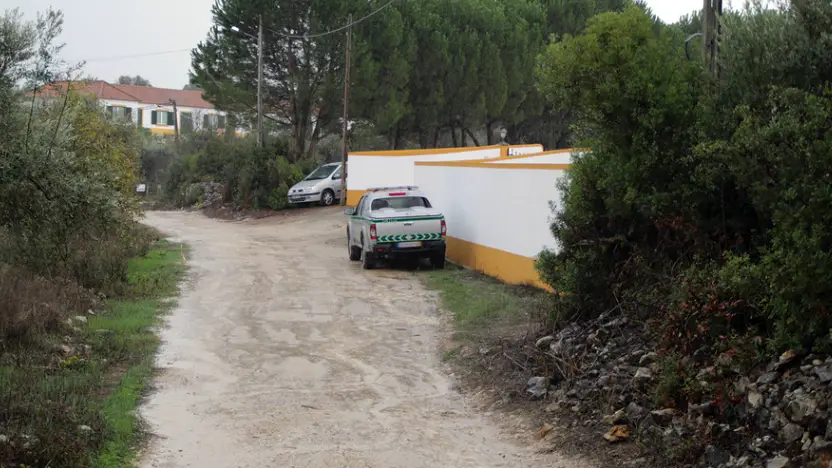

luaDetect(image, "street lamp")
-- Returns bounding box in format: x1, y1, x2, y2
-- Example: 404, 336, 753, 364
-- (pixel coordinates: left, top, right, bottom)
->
499, 127, 508, 145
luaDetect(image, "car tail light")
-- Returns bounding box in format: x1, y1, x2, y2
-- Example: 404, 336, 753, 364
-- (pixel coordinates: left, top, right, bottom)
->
370, 224, 377, 240
440, 219, 447, 237
388, 192, 406, 196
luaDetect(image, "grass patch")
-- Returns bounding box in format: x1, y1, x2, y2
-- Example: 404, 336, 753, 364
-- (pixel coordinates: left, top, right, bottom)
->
425, 267, 550, 330
0, 240, 185, 467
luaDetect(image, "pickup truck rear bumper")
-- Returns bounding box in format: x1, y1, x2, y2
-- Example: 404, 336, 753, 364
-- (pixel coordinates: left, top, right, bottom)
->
371, 240, 446, 258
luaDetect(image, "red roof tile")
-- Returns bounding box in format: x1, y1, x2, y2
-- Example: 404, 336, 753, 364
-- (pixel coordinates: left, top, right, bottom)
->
36, 80, 215, 109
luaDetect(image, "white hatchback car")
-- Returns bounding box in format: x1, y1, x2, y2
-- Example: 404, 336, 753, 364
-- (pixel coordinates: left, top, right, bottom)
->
287, 163, 344, 206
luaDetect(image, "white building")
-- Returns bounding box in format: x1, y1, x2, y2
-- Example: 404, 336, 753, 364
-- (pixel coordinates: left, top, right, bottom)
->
37, 80, 240, 136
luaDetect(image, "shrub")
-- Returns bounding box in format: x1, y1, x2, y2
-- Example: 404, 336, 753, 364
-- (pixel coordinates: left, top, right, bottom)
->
535, 2, 832, 362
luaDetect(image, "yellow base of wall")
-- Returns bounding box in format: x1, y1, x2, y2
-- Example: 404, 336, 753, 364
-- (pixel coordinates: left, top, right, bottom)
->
346, 190, 364, 206
445, 236, 550, 290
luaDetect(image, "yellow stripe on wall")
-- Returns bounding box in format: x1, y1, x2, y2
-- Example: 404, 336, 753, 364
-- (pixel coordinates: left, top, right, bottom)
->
346, 190, 364, 206
445, 236, 551, 290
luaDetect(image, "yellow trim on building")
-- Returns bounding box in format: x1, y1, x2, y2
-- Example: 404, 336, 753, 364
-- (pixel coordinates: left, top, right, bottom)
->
414, 161, 570, 170
346, 190, 364, 206
150, 127, 176, 135
446, 236, 551, 290
350, 144, 541, 157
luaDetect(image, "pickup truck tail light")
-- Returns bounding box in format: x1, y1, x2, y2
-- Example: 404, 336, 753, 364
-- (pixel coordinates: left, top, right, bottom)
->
440, 220, 447, 237
369, 224, 377, 240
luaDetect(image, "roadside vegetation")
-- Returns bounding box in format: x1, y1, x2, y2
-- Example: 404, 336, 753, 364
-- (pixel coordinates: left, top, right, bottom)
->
431, 1, 832, 466
0, 9, 186, 467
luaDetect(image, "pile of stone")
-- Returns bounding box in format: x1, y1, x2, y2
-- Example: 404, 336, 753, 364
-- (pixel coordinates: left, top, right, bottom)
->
524, 311, 832, 467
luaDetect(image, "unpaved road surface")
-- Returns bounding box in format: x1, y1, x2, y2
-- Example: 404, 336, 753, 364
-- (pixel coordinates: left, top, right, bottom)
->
140, 209, 588, 468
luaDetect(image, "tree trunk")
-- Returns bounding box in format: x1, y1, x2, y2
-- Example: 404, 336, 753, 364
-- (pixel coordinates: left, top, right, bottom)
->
485, 120, 495, 145
450, 125, 458, 147
433, 128, 440, 148
464, 127, 481, 147
461, 124, 467, 147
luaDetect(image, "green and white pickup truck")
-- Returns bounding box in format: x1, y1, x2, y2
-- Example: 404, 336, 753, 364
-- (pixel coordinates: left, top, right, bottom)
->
344, 186, 447, 270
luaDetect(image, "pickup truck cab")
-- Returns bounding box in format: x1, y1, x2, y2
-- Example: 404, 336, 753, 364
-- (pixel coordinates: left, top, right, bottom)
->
345, 186, 446, 270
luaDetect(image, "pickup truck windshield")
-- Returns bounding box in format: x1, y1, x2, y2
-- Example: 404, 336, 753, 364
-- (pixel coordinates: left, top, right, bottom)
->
305, 165, 337, 181
371, 197, 432, 210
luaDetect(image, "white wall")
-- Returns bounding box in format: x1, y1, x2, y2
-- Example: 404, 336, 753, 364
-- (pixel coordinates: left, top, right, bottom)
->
506, 144, 544, 156
415, 163, 567, 258
347, 147, 501, 193
488, 150, 584, 165
99, 98, 225, 131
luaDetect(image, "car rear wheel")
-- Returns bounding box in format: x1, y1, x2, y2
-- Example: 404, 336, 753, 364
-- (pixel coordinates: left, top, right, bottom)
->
347, 230, 361, 261
321, 189, 335, 206
430, 254, 446, 269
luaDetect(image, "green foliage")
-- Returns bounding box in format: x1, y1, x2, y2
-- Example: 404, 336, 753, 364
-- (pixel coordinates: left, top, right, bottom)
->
0, 241, 185, 467
162, 134, 306, 210
535, 1, 832, 362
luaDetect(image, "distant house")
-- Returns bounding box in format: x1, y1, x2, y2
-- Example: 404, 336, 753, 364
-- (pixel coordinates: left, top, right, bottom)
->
35, 80, 242, 136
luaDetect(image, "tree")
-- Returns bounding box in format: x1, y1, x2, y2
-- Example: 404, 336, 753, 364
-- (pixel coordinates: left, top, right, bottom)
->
117, 74, 152, 86
190, 0, 368, 161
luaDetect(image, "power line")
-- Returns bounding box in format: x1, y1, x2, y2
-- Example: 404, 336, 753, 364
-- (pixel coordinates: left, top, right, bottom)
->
82, 48, 192, 63
265, 0, 400, 39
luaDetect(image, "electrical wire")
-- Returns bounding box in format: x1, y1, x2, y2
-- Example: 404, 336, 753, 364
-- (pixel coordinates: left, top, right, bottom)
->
266, 0, 400, 39
80, 0, 399, 63
83, 48, 192, 63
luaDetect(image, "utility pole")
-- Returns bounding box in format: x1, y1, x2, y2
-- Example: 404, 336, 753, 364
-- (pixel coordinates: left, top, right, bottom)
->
169, 99, 180, 153
339, 15, 353, 206
703, 0, 723, 78
257, 14, 264, 148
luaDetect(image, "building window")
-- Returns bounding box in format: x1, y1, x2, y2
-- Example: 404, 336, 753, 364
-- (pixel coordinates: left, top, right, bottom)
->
151, 110, 175, 126
181, 112, 194, 134
106, 105, 132, 121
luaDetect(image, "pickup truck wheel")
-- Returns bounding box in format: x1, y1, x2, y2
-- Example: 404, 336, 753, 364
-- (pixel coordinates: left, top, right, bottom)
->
430, 254, 446, 269
321, 189, 335, 206
347, 231, 361, 261
361, 243, 375, 270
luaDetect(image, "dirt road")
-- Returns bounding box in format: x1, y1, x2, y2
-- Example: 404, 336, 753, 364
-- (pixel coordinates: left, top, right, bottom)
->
140, 209, 588, 468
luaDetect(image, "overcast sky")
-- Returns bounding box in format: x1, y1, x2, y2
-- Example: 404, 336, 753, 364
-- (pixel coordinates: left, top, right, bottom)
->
3, 0, 704, 89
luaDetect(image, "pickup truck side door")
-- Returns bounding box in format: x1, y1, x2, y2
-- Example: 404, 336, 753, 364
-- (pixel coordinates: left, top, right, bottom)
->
349, 195, 366, 247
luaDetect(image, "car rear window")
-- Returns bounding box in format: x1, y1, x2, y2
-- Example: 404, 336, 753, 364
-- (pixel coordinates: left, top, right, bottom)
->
371, 196, 432, 210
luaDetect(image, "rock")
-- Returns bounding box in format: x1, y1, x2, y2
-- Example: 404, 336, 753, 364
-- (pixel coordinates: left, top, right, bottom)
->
748, 390, 764, 409
650, 408, 676, 426
766, 456, 792, 468
811, 439, 832, 454
0, 434, 7, 444
639, 352, 658, 366
780, 423, 804, 444
526, 376, 548, 398
690, 401, 714, 416
78, 425, 92, 433
826, 419, 832, 440
734, 376, 751, 395
59, 344, 73, 355
696, 367, 716, 382
785, 395, 817, 423
603, 425, 630, 443
775, 349, 804, 371
704, 444, 730, 466
603, 409, 627, 426
633, 367, 652, 387
535, 423, 554, 440
626, 402, 646, 421
544, 402, 561, 413
72, 315, 88, 324
814, 365, 832, 383
535, 335, 555, 349
758, 372, 780, 385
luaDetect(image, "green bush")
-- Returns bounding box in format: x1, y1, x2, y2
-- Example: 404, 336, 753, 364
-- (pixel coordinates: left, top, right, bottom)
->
162, 134, 307, 210
535, 3, 832, 356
